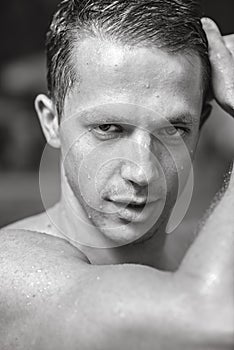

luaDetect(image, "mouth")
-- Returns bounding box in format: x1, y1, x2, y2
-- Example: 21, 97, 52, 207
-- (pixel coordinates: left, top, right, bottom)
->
111, 200, 146, 207
107, 196, 157, 206
107, 198, 158, 223
126, 202, 146, 209
107, 198, 147, 209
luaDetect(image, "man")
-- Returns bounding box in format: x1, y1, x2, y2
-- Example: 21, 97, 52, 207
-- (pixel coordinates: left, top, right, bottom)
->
1, 0, 234, 349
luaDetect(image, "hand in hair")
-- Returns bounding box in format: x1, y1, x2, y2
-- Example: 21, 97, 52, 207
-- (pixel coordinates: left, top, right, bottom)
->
202, 17, 234, 117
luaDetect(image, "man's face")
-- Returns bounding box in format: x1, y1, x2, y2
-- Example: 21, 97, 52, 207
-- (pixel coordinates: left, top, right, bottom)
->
59, 38, 203, 246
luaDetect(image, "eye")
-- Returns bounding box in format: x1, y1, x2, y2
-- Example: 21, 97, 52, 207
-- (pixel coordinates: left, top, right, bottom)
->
92, 124, 124, 140
97, 124, 119, 132
158, 125, 189, 138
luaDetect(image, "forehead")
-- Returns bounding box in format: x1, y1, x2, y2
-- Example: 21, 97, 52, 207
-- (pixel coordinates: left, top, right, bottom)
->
65, 37, 203, 121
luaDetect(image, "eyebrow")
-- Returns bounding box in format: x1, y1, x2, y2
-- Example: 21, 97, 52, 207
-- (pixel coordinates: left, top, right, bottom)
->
78, 110, 126, 124
78, 109, 196, 126
167, 113, 195, 125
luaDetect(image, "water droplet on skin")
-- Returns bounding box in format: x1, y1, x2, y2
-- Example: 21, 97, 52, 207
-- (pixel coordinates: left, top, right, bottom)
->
88, 175, 91, 180
88, 128, 92, 132
145, 83, 150, 89
114, 303, 126, 319
96, 276, 101, 281
66, 275, 71, 279
37, 269, 42, 273
99, 205, 103, 210
88, 215, 92, 219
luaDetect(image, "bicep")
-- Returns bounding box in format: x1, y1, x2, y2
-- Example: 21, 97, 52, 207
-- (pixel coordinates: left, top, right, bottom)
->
44, 264, 189, 350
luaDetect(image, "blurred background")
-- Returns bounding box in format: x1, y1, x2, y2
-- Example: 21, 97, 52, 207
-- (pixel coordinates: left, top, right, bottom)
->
0, 0, 234, 231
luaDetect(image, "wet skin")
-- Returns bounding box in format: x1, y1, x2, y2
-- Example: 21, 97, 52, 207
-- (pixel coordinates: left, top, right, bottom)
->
1, 18, 234, 350
43, 38, 203, 253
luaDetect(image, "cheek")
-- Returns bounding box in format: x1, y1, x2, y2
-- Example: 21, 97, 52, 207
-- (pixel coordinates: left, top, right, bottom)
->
62, 144, 82, 197
158, 141, 194, 199
63, 138, 120, 204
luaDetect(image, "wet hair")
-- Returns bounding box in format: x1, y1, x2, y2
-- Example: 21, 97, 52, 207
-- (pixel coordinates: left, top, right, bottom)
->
46, 0, 211, 118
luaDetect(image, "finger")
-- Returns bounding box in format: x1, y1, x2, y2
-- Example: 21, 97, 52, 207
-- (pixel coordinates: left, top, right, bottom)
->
201, 18, 234, 116
201, 17, 232, 66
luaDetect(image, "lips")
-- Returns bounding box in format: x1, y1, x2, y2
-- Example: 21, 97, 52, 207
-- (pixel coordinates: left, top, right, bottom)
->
109, 199, 147, 207
107, 198, 159, 223
107, 197, 157, 206
111, 201, 146, 210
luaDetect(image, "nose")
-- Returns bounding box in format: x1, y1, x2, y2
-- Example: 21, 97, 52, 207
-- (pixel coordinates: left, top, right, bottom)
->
120, 130, 159, 187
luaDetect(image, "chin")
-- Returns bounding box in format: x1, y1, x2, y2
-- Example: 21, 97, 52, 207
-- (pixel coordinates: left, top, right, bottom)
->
105, 210, 168, 247
97, 218, 160, 247
101, 227, 143, 246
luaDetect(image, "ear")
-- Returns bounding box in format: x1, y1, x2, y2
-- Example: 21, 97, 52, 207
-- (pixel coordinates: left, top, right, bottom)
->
35, 94, 61, 148
199, 102, 213, 130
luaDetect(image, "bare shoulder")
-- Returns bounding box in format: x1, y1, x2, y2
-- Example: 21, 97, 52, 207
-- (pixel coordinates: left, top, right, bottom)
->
0, 228, 89, 302
0, 228, 89, 275
0, 228, 91, 348
0, 227, 88, 259
0, 228, 89, 304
